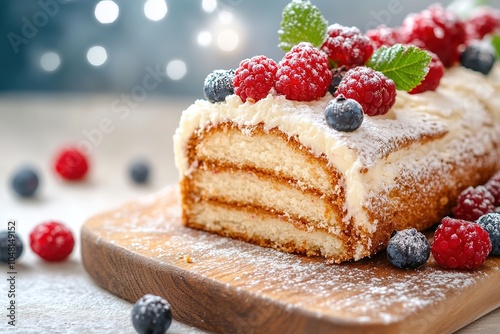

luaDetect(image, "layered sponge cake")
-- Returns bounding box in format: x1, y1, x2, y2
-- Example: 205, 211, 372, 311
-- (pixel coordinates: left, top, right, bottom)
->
174, 66, 500, 263
173, 2, 500, 263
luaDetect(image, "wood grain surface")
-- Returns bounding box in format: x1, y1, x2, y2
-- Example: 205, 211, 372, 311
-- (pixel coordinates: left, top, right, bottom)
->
81, 186, 500, 334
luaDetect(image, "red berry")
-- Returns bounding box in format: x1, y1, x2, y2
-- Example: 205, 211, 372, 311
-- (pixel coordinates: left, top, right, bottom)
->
409, 50, 445, 94
365, 26, 402, 49
486, 171, 500, 206
233, 55, 278, 102
54, 147, 89, 181
275, 42, 332, 102
431, 217, 492, 270
334, 66, 396, 116
452, 186, 496, 221
401, 4, 466, 67
321, 24, 374, 68
30, 221, 75, 261
465, 7, 500, 41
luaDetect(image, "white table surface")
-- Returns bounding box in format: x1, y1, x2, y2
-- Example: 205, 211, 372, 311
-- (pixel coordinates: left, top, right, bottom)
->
0, 94, 498, 333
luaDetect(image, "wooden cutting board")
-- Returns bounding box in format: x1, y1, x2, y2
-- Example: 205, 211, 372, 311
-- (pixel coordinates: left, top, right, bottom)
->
81, 186, 500, 334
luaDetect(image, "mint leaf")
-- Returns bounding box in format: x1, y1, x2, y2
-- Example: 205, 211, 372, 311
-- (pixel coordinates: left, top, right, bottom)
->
278, 0, 328, 52
366, 44, 432, 92
492, 35, 500, 58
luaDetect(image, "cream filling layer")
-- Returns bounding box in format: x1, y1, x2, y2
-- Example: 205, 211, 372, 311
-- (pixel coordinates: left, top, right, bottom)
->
189, 201, 346, 259
192, 167, 342, 234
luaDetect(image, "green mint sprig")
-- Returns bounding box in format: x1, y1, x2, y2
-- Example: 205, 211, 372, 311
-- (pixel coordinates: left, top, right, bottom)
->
366, 44, 432, 92
492, 35, 500, 59
278, 0, 328, 52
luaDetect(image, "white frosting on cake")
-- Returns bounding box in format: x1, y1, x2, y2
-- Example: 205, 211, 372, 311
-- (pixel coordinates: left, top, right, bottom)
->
174, 66, 500, 256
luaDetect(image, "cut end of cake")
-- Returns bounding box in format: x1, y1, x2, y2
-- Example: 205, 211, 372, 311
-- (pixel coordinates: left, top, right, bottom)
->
179, 122, 358, 263
174, 64, 500, 263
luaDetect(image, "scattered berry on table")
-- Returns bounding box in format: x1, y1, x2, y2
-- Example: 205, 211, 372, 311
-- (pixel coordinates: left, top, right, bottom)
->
401, 4, 466, 67
465, 7, 500, 41
365, 25, 402, 49
203, 69, 235, 103
54, 147, 89, 181
485, 171, 500, 206
334, 66, 396, 116
386, 228, 430, 269
409, 51, 444, 94
11, 166, 39, 197
234, 55, 278, 102
275, 42, 332, 101
324, 94, 363, 132
452, 186, 496, 222
129, 160, 150, 184
431, 217, 492, 270
321, 24, 374, 68
477, 213, 500, 256
460, 42, 496, 75
0, 231, 24, 263
132, 294, 172, 334
30, 221, 75, 262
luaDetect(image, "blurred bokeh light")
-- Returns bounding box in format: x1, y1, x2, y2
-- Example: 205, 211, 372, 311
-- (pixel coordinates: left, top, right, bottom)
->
0, 0, 498, 99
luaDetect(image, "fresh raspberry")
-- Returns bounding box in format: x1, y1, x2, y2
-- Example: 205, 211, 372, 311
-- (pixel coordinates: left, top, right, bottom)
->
321, 24, 374, 68
234, 55, 278, 102
465, 7, 500, 41
334, 66, 396, 116
431, 217, 492, 269
365, 26, 402, 49
401, 4, 466, 67
54, 147, 89, 181
30, 221, 75, 261
275, 42, 332, 101
485, 171, 500, 206
409, 50, 445, 94
452, 186, 496, 221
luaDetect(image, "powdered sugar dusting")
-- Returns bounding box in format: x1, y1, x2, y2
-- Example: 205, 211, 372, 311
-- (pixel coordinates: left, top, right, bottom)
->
96, 187, 500, 325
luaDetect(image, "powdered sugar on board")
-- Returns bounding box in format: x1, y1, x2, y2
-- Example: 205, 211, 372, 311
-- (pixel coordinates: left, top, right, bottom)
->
94, 186, 500, 325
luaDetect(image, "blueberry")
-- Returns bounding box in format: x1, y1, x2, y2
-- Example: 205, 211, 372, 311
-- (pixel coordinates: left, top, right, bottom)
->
129, 160, 150, 184
203, 69, 235, 103
328, 74, 343, 95
460, 42, 496, 75
0, 231, 24, 263
328, 67, 346, 95
11, 167, 39, 197
325, 95, 363, 132
386, 228, 430, 269
132, 294, 172, 334
477, 212, 500, 256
